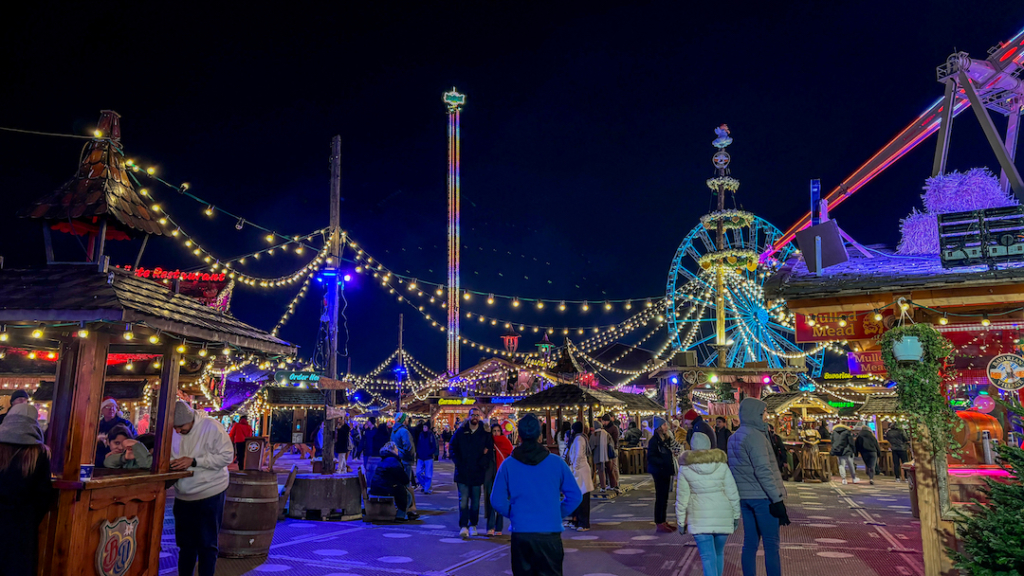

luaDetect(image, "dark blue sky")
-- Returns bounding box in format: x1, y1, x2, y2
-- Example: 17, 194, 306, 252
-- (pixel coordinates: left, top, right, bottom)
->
2, 3, 1022, 375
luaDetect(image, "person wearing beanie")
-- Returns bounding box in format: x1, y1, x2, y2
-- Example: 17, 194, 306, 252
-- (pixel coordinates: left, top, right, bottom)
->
0, 389, 30, 427
390, 411, 417, 483
647, 415, 677, 532
95, 397, 137, 468
369, 441, 419, 521
676, 431, 740, 576
169, 400, 235, 576
490, 414, 582, 575
0, 403, 56, 576
727, 398, 789, 576
450, 407, 493, 538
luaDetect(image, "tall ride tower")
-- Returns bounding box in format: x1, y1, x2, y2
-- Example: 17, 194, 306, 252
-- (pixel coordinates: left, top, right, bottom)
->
444, 88, 466, 376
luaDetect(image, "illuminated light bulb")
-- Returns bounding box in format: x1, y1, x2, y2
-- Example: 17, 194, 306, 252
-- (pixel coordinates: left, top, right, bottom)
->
646, 300, 653, 308
806, 315, 816, 327
159, 218, 167, 225
0, 327, 7, 342
536, 301, 545, 310
982, 315, 991, 327
47, 351, 56, 360
873, 311, 883, 321
31, 325, 44, 339
77, 328, 89, 338
436, 289, 443, 296
151, 204, 161, 212
198, 345, 208, 357
222, 345, 231, 355
604, 302, 612, 311
146, 167, 155, 175
512, 299, 520, 308
709, 374, 719, 383
171, 228, 180, 237
153, 360, 161, 369
265, 234, 274, 243
939, 314, 948, 326
838, 317, 848, 328
176, 343, 187, 354
582, 301, 590, 312
185, 240, 193, 247
179, 358, 186, 366
205, 205, 214, 216
900, 302, 910, 311
93, 129, 103, 138
28, 351, 37, 360
625, 300, 632, 310
559, 301, 566, 311
148, 332, 161, 344
126, 361, 134, 370
463, 292, 471, 301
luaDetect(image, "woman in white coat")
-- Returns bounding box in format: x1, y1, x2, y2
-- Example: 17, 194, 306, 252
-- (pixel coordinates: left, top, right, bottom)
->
567, 421, 595, 531
675, 432, 741, 576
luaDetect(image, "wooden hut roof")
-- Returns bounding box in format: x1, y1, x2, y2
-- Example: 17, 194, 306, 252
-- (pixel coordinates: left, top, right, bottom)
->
0, 266, 295, 354
604, 390, 664, 414
762, 391, 837, 415
19, 111, 163, 236
859, 394, 900, 415
512, 384, 625, 410
32, 379, 147, 402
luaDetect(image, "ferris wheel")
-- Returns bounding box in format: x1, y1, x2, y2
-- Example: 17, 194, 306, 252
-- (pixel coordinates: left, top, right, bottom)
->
664, 213, 826, 382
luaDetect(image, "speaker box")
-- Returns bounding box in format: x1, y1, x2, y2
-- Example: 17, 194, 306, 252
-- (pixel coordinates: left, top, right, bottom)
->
795, 219, 848, 273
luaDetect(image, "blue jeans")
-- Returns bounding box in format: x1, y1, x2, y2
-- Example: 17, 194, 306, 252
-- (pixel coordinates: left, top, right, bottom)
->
457, 483, 481, 528
416, 459, 434, 493
740, 499, 781, 576
693, 533, 729, 576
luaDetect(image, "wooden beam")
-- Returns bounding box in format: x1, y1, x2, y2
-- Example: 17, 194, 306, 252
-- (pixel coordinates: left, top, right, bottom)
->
63, 332, 110, 480
46, 339, 79, 479
153, 343, 182, 473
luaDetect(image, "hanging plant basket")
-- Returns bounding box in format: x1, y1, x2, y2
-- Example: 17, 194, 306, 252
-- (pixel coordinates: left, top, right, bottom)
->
892, 335, 923, 361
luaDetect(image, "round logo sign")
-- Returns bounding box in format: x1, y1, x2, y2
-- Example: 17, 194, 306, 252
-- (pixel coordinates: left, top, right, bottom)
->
987, 353, 1024, 391
712, 150, 731, 169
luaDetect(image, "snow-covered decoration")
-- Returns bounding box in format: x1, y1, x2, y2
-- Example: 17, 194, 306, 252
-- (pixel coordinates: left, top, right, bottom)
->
897, 168, 1018, 255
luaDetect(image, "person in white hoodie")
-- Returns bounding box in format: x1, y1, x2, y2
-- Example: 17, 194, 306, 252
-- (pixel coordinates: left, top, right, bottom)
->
170, 401, 234, 576
676, 432, 740, 576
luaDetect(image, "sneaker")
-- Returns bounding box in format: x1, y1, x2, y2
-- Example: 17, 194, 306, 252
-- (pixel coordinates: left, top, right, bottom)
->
869, 480, 874, 485
576, 527, 590, 532
842, 479, 848, 485
459, 527, 469, 538
407, 512, 420, 521
486, 529, 495, 536
469, 526, 478, 537
853, 477, 860, 484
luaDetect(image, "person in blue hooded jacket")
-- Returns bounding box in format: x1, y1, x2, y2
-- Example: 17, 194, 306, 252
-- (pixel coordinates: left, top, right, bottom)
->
490, 413, 582, 576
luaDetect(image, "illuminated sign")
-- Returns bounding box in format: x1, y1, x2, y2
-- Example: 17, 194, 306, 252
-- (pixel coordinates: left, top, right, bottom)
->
120, 266, 226, 282
950, 399, 971, 409
275, 371, 322, 386
487, 396, 523, 404
827, 401, 854, 408
795, 311, 892, 343
987, 353, 1024, 391
821, 372, 872, 380
438, 398, 474, 406
848, 351, 888, 377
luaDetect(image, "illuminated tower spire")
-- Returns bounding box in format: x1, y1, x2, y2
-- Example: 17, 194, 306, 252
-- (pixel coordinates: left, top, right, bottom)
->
444, 88, 466, 376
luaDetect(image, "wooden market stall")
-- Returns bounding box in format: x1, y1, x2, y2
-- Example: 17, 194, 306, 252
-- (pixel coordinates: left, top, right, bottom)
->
511, 384, 627, 452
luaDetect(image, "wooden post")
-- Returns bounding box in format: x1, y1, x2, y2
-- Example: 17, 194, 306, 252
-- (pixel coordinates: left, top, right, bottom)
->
914, 426, 957, 576
324, 135, 342, 474
61, 332, 109, 480
47, 338, 79, 478
153, 343, 182, 473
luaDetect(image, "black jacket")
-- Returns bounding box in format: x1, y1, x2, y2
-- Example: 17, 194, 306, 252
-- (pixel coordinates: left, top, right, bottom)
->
450, 423, 494, 486
369, 453, 410, 495
686, 416, 718, 449
818, 423, 831, 442
0, 449, 56, 576
646, 433, 676, 476
623, 427, 642, 448
372, 423, 390, 455
830, 425, 855, 457
885, 427, 908, 451
715, 426, 732, 450
416, 430, 438, 461
856, 428, 881, 457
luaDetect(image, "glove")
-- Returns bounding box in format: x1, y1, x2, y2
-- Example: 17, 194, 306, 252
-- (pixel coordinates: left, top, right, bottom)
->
733, 519, 740, 531
768, 501, 791, 526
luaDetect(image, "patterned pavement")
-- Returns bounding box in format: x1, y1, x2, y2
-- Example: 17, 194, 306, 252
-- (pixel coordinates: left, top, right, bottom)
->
158, 458, 923, 575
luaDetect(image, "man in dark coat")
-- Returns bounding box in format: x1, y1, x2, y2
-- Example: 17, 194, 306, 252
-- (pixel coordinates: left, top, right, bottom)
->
686, 413, 717, 450
885, 423, 909, 482
855, 425, 881, 485
450, 407, 493, 538
830, 424, 857, 484
714, 416, 732, 450
646, 416, 677, 533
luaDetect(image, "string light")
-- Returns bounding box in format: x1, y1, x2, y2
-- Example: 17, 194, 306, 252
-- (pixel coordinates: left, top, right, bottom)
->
123, 323, 134, 341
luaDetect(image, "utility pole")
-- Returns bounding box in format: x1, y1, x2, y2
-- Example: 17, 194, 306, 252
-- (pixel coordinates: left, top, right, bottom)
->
323, 135, 342, 474
396, 314, 405, 411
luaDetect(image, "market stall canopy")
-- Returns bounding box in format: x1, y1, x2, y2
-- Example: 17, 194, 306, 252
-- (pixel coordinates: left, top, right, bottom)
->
0, 265, 295, 355
762, 391, 838, 416
858, 394, 901, 415
512, 384, 625, 411
604, 390, 665, 415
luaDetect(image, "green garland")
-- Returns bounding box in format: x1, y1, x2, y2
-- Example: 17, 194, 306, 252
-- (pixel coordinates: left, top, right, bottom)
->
879, 323, 959, 456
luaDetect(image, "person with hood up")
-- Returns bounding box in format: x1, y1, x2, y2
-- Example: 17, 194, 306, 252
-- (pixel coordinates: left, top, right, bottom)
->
170, 400, 235, 576
391, 412, 417, 482
829, 422, 858, 484
855, 424, 881, 485
490, 414, 582, 576
0, 403, 56, 576
685, 410, 718, 450
450, 407, 493, 538
566, 421, 595, 531
227, 415, 254, 467
885, 423, 909, 482
727, 398, 789, 576
416, 420, 438, 494
647, 416, 678, 533
589, 419, 612, 491
370, 441, 420, 521
623, 420, 642, 448
676, 431, 740, 576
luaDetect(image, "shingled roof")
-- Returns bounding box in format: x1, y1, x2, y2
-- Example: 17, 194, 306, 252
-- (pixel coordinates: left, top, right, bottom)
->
0, 265, 294, 354
859, 394, 900, 415
19, 111, 162, 236
604, 390, 664, 414
764, 248, 1024, 301
512, 384, 625, 410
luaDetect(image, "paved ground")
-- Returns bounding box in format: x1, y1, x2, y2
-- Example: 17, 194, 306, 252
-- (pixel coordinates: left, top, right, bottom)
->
158, 456, 923, 576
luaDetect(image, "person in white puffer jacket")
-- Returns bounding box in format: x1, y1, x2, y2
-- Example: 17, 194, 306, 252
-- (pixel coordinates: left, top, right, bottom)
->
675, 431, 740, 576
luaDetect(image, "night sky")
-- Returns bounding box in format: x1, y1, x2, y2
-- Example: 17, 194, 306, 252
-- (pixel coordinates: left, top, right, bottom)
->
2, 3, 1023, 377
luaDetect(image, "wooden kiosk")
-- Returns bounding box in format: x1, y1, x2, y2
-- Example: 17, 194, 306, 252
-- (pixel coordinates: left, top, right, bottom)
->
4, 110, 297, 576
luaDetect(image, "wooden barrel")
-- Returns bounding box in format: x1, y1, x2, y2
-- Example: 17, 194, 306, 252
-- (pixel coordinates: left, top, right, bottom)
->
218, 470, 280, 558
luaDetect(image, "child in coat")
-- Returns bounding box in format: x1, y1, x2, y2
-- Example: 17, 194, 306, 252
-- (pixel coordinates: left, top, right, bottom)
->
675, 432, 741, 576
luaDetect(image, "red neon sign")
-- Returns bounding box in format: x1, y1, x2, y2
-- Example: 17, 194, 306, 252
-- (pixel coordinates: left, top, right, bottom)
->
119, 266, 226, 282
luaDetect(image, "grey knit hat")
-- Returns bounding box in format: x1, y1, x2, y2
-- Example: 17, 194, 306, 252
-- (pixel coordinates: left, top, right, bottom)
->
0, 403, 43, 445
174, 400, 195, 426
